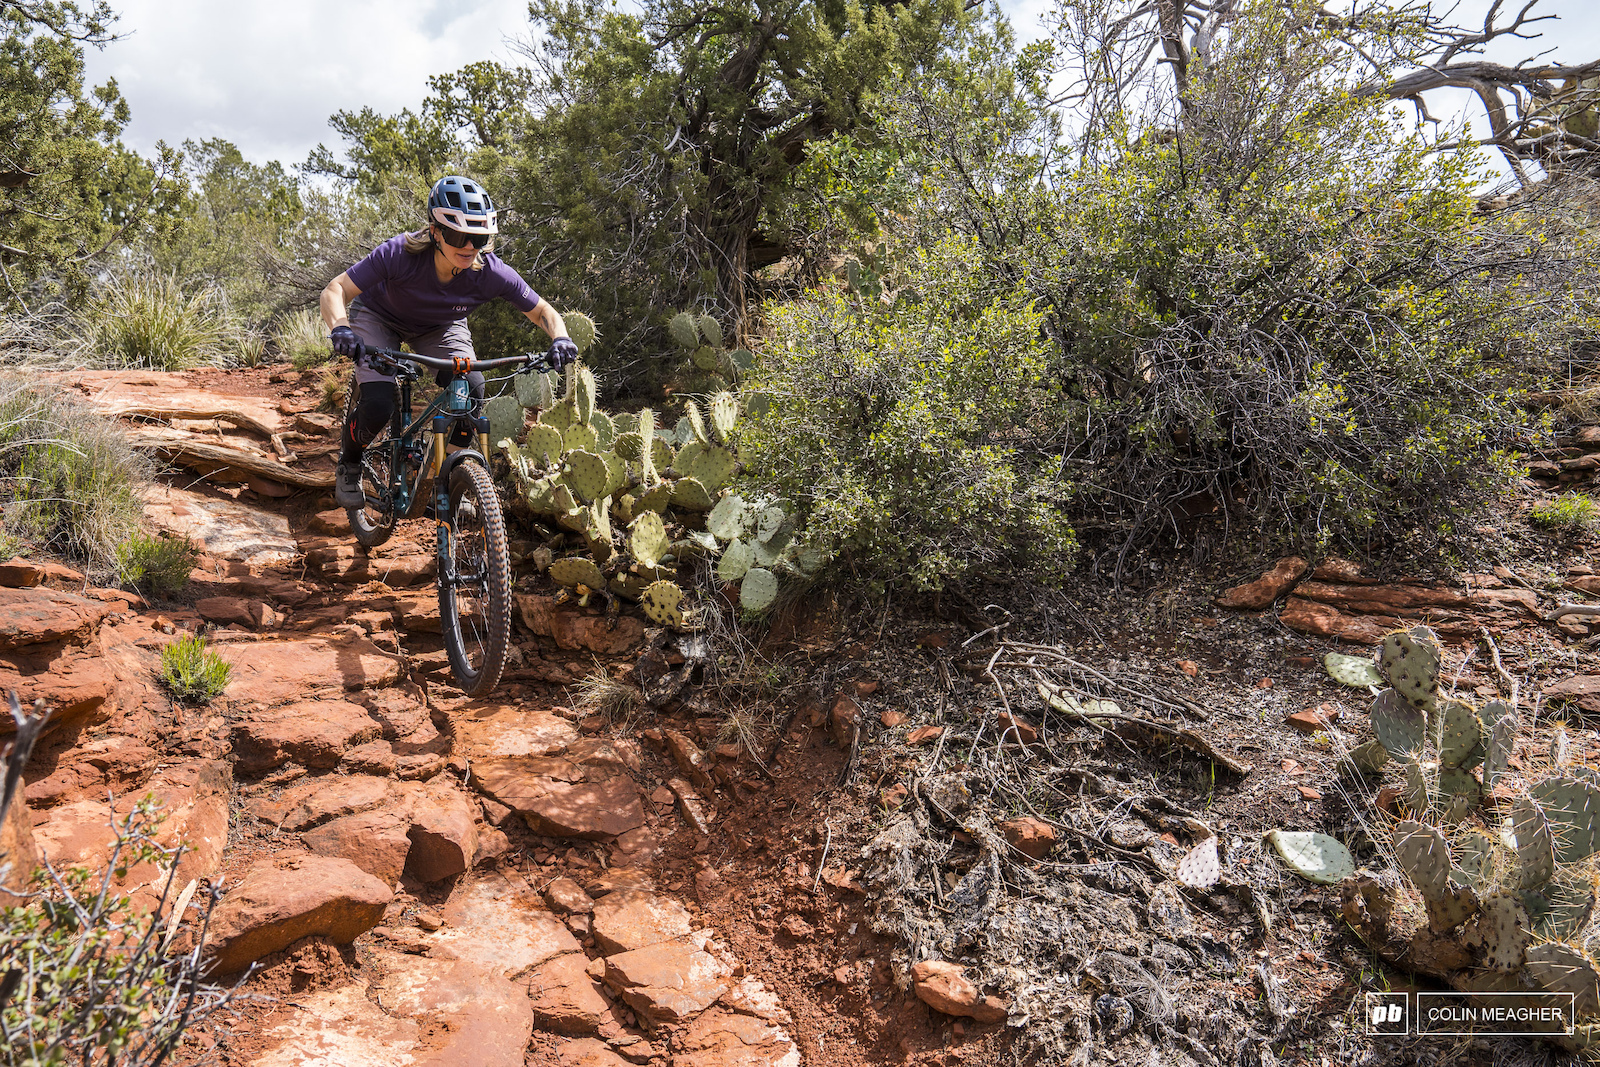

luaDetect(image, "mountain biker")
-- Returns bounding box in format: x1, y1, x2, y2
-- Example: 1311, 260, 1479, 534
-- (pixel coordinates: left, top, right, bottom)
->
320, 174, 578, 508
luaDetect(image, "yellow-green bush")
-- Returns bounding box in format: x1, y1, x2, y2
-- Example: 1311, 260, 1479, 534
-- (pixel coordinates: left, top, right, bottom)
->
741, 237, 1078, 592
160, 634, 230, 704
274, 307, 332, 369
115, 532, 198, 597
79, 273, 237, 370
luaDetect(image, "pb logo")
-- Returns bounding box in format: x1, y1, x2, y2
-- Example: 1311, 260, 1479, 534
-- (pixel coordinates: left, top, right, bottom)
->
1366, 993, 1408, 1035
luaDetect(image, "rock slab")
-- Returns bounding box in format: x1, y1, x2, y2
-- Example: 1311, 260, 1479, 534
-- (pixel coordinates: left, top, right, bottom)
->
205, 852, 391, 975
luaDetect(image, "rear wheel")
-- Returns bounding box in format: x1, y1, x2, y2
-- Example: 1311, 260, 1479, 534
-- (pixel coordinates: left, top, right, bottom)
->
345, 378, 398, 547
438, 460, 511, 695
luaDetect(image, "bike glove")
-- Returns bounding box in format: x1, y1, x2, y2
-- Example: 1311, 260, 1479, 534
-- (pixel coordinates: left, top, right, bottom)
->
549, 337, 579, 369
330, 325, 365, 360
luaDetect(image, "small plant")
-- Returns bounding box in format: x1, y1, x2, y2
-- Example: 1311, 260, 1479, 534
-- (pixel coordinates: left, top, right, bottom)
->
160, 635, 230, 704
318, 366, 347, 413
234, 331, 268, 368
1530, 494, 1599, 532
275, 308, 332, 370
115, 532, 199, 598
573, 670, 645, 729
78, 273, 237, 371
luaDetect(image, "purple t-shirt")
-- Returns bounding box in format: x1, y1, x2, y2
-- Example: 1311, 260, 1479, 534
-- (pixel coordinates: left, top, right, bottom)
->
347, 234, 540, 332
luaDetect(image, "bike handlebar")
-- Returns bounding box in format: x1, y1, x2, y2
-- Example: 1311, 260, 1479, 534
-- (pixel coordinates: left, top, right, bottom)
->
361, 346, 559, 376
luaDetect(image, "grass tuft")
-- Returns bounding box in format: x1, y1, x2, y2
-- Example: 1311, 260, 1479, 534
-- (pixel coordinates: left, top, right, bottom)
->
160, 634, 230, 704
0, 374, 149, 570
573, 670, 645, 730
79, 273, 238, 371
1530, 494, 1600, 532
275, 308, 332, 370
115, 532, 198, 598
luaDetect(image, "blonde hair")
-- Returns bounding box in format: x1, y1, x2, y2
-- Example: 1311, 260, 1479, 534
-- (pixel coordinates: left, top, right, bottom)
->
405, 227, 489, 270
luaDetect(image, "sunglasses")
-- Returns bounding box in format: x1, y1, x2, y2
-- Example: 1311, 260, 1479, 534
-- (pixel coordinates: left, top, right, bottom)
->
436, 227, 490, 250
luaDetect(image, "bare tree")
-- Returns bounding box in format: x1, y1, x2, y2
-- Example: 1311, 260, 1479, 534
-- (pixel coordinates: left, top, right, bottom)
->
1043, 0, 1600, 182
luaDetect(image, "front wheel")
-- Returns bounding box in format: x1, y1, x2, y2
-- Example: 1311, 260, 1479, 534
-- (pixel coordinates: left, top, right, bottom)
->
438, 461, 511, 696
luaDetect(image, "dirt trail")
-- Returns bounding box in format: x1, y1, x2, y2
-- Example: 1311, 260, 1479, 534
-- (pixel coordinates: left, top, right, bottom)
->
5, 363, 1600, 1067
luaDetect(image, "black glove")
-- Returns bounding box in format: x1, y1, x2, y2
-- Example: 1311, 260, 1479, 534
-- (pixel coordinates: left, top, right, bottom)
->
548, 336, 579, 369
330, 325, 365, 360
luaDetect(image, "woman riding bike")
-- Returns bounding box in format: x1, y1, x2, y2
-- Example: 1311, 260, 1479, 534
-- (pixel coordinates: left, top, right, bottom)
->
320, 174, 578, 508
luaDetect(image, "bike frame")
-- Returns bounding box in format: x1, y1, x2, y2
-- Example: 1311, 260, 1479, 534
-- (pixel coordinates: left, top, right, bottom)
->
359, 347, 552, 579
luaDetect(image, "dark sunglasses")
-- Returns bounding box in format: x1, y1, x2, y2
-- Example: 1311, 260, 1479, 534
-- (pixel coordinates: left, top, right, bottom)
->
436, 226, 490, 250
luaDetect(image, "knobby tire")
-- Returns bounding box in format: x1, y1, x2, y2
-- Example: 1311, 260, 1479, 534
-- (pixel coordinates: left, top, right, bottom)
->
439, 461, 511, 695
345, 377, 397, 548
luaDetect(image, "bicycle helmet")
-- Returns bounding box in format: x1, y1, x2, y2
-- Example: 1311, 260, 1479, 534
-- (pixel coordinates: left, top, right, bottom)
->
428, 175, 498, 235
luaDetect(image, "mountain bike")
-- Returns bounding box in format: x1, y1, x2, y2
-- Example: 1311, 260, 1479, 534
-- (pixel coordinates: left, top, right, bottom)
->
341, 346, 555, 696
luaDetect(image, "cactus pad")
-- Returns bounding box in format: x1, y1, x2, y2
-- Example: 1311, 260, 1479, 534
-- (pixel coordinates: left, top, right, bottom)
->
729, 347, 754, 373
757, 505, 787, 542
549, 556, 605, 591
717, 540, 754, 582
1526, 943, 1600, 1018
515, 366, 558, 410
673, 440, 703, 477
592, 410, 615, 451
1370, 689, 1427, 757
696, 314, 723, 348
739, 567, 778, 612
668, 311, 699, 349
1324, 652, 1383, 688
689, 446, 737, 491
649, 437, 674, 480
540, 399, 575, 431
1474, 890, 1531, 972
1396, 820, 1453, 900
1176, 836, 1221, 889
1425, 883, 1480, 934
564, 421, 598, 454
1537, 874, 1597, 940
1513, 795, 1557, 889
641, 579, 684, 627
636, 483, 673, 514
525, 424, 565, 464
1439, 767, 1481, 823
627, 512, 666, 569
1265, 830, 1355, 885
684, 400, 709, 446
614, 431, 644, 462
1378, 627, 1441, 711
1403, 758, 1432, 817
710, 391, 738, 442
1437, 700, 1485, 770
691, 344, 720, 371
602, 450, 626, 497
1531, 776, 1600, 863
670, 477, 714, 510
565, 312, 597, 353
1455, 831, 1498, 891
573, 364, 596, 425
613, 412, 637, 434
563, 450, 609, 503
484, 394, 524, 448
707, 495, 751, 541
1339, 739, 1390, 778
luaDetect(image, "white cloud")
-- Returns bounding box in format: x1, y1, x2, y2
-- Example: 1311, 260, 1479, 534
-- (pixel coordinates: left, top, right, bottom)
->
81, 0, 534, 167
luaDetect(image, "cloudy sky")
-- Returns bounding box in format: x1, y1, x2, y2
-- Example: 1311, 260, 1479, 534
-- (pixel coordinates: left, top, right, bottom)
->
81, 0, 1600, 171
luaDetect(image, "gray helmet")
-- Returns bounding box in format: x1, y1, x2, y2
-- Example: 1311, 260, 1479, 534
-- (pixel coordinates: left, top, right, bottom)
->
428, 175, 498, 235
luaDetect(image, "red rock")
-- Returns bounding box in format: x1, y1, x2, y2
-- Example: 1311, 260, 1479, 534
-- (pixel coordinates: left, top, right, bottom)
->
1214, 557, 1308, 610
1570, 576, 1600, 596
591, 889, 694, 954
1293, 580, 1470, 614
906, 726, 943, 745
471, 756, 645, 840
195, 596, 280, 630
251, 983, 420, 1064
24, 736, 157, 808
0, 648, 115, 735
545, 876, 595, 914
402, 781, 479, 883
881, 783, 909, 809
997, 712, 1037, 744
662, 728, 717, 795
231, 699, 382, 773
371, 953, 532, 1067
999, 817, 1057, 860
301, 810, 412, 884
1313, 558, 1377, 584
829, 693, 860, 746
601, 938, 731, 1023
0, 558, 45, 588
1296, 785, 1323, 801
911, 959, 1008, 1024
1177, 660, 1199, 677
673, 1006, 802, 1067
430, 873, 580, 976
527, 952, 614, 1034
881, 710, 907, 727
454, 704, 578, 760
916, 630, 950, 649
0, 586, 112, 649
308, 508, 349, 535
215, 634, 403, 703
343, 739, 398, 775
557, 1038, 632, 1067
588, 867, 656, 895
204, 852, 391, 974
567, 736, 642, 774
514, 594, 646, 655
1285, 706, 1340, 733
272, 774, 393, 832
1278, 596, 1395, 645
1, 786, 39, 904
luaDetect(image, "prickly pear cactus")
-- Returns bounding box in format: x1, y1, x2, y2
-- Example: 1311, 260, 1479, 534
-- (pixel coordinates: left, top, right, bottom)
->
668, 312, 699, 349
565, 312, 597, 353
549, 556, 605, 591
1371, 689, 1427, 757
1378, 626, 1442, 711
1437, 700, 1485, 771
1324, 651, 1383, 688
641, 579, 684, 627
739, 567, 778, 612
1471, 890, 1531, 971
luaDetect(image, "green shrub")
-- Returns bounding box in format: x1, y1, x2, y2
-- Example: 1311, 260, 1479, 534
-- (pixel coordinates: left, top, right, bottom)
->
0, 375, 148, 569
742, 237, 1078, 592
274, 307, 332, 369
160, 634, 230, 704
115, 532, 198, 597
1530, 494, 1599, 531
79, 273, 237, 370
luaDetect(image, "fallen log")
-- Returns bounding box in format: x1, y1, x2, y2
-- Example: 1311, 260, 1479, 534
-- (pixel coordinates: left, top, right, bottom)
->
126, 429, 332, 489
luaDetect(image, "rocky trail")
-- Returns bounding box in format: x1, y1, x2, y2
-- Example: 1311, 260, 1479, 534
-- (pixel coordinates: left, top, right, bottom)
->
3, 365, 1600, 1067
